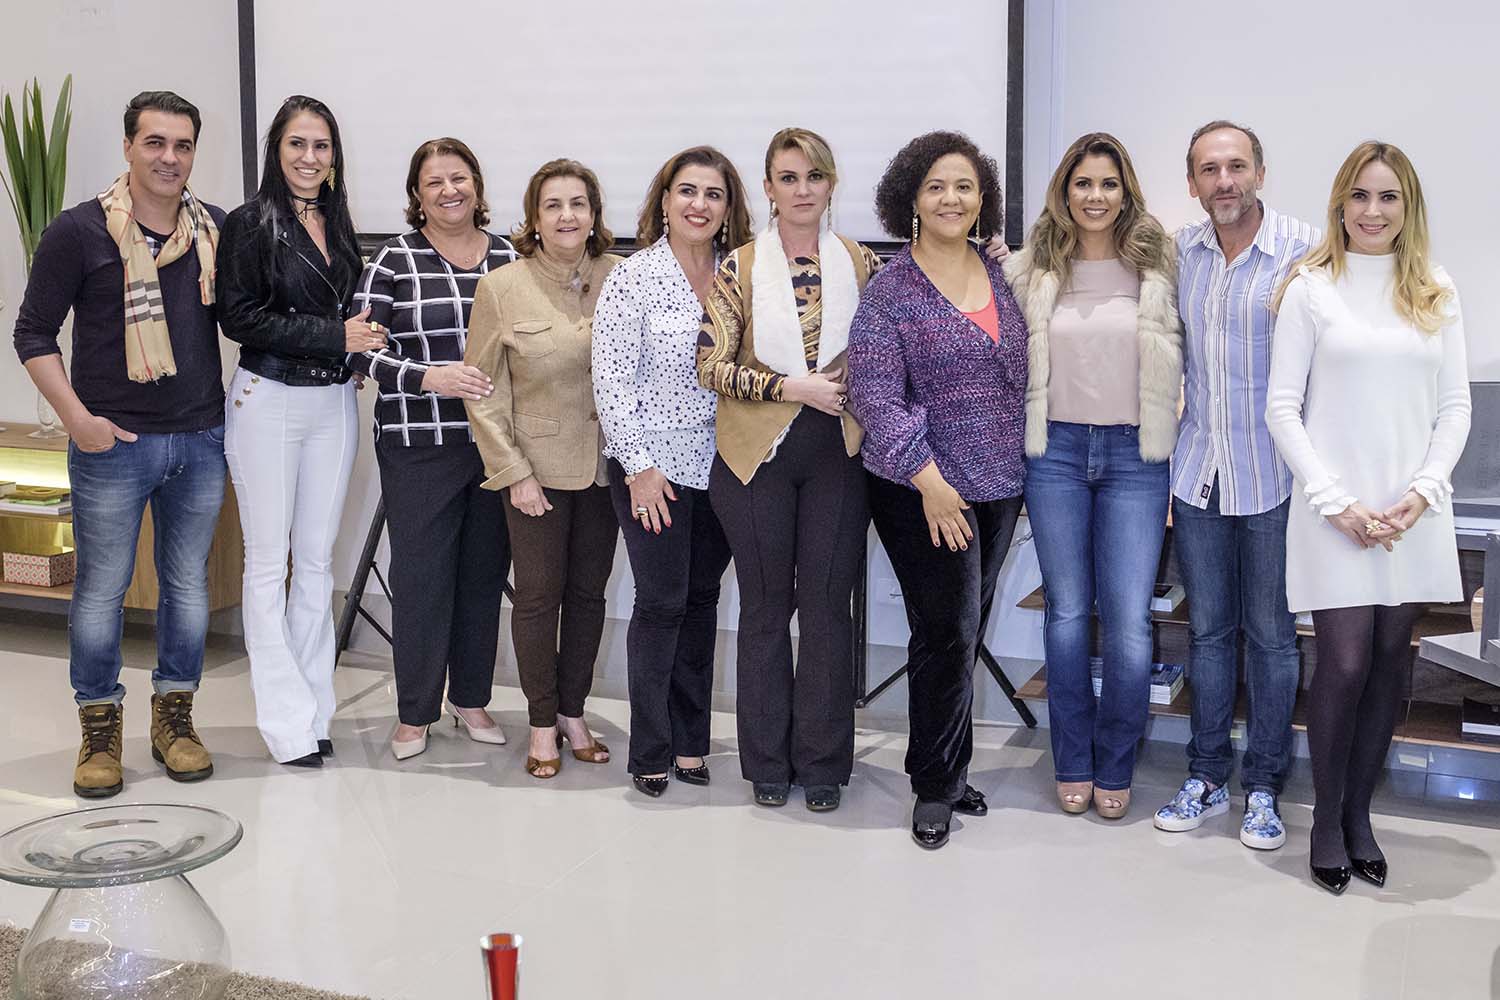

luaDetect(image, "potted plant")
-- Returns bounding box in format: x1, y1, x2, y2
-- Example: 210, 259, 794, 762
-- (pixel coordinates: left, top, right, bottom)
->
1, 75, 73, 437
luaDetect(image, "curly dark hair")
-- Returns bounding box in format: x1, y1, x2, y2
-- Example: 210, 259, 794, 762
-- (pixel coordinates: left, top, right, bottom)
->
873, 131, 1002, 241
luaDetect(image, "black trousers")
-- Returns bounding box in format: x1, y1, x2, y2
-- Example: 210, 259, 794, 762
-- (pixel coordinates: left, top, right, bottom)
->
710, 411, 868, 786
504, 483, 619, 727
608, 460, 732, 774
868, 473, 1022, 804
375, 438, 510, 727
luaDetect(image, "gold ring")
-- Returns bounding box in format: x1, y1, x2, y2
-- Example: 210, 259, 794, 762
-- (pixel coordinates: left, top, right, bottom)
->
1364, 520, 1382, 535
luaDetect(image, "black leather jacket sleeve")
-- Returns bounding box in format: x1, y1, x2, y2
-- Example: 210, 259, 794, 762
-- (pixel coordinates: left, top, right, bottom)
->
216, 201, 346, 359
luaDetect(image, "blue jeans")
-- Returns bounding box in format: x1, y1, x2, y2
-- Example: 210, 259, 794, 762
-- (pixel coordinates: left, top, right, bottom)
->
1172, 483, 1299, 794
67, 428, 227, 704
1026, 422, 1169, 790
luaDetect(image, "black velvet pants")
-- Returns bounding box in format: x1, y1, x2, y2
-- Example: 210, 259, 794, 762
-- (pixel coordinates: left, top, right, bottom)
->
868, 472, 1022, 804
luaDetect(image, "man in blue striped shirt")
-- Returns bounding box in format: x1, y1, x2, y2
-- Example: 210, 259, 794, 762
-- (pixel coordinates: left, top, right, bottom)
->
1153, 121, 1319, 851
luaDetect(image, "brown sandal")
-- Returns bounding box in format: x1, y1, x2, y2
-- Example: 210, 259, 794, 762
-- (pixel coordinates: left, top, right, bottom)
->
1094, 786, 1131, 820
526, 755, 561, 779
1057, 781, 1092, 814
557, 732, 610, 764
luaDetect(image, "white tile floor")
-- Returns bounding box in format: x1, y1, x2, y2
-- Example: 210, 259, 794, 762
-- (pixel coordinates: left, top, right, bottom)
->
2, 622, 1500, 999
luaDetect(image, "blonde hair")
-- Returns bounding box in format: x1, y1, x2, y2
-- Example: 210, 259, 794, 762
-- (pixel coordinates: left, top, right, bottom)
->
1274, 140, 1450, 333
763, 127, 838, 188
1025, 131, 1169, 283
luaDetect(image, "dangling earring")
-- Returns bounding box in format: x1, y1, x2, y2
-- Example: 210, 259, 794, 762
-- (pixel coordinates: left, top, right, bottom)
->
720, 219, 729, 245
911, 213, 920, 242
768, 202, 778, 232
327, 166, 337, 190
417, 208, 426, 225
826, 202, 833, 232
662, 210, 669, 237
970, 217, 980, 242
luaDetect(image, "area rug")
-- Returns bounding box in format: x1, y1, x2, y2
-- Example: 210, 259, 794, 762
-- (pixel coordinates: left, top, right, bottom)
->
0, 924, 373, 999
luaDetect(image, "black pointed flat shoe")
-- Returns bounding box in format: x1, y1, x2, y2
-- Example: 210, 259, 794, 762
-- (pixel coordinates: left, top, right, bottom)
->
633, 774, 668, 798
953, 784, 988, 816
317, 739, 333, 757
912, 800, 953, 850
283, 751, 323, 769
805, 784, 841, 812
1349, 857, 1387, 888
673, 763, 711, 786
1310, 863, 1352, 895
753, 781, 790, 807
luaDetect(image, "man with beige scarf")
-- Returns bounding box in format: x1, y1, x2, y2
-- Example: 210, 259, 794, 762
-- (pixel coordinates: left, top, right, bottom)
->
13, 90, 227, 798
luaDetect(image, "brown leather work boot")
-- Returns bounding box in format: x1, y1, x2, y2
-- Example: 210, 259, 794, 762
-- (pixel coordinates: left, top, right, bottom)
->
150, 691, 214, 782
75, 703, 124, 798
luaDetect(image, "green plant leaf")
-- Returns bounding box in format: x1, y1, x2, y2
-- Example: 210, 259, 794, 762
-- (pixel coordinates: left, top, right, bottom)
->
3, 94, 29, 227
23, 80, 47, 237
0, 169, 32, 268
44, 74, 71, 219
0, 75, 70, 269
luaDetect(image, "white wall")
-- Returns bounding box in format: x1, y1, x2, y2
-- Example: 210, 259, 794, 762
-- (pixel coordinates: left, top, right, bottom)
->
253, 1, 1009, 242
0, 0, 244, 424
1022, 0, 1499, 378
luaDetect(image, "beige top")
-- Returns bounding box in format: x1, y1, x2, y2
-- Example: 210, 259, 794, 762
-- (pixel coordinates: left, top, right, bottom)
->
464, 252, 622, 491
1046, 257, 1141, 426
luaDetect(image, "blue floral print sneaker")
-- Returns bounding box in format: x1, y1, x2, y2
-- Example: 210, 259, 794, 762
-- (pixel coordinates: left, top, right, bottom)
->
1240, 790, 1287, 850
1153, 777, 1230, 832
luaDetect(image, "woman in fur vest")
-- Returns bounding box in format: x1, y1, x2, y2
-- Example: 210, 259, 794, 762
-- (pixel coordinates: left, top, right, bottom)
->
1003, 132, 1183, 819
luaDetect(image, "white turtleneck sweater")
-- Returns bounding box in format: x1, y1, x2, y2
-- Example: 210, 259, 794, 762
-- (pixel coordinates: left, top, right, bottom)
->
1266, 252, 1470, 612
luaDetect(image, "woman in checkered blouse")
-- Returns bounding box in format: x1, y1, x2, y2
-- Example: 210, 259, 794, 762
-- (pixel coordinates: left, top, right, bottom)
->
348, 138, 517, 762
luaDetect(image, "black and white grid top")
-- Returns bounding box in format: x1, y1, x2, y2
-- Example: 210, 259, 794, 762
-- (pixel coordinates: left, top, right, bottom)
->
348, 230, 518, 446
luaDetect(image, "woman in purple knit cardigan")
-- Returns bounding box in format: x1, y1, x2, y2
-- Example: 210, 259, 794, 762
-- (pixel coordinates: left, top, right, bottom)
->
848, 131, 1028, 850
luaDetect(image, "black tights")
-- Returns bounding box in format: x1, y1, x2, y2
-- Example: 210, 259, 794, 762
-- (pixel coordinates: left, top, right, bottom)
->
1306, 603, 1422, 868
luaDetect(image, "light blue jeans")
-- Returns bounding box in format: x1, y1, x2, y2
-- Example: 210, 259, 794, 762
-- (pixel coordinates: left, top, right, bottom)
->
1025, 422, 1169, 790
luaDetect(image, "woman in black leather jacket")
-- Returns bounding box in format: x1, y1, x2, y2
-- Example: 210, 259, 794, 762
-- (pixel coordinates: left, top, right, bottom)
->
218, 95, 380, 767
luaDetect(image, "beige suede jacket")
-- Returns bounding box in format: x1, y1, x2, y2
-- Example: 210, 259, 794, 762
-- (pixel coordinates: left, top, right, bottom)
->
464, 251, 622, 491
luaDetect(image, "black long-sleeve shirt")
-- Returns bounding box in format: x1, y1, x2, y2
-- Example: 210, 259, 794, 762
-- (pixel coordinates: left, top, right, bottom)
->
11, 198, 227, 433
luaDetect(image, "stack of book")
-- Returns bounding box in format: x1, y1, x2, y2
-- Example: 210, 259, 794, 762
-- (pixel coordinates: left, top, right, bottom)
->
0, 485, 72, 516
1089, 658, 1186, 705
1461, 699, 1500, 746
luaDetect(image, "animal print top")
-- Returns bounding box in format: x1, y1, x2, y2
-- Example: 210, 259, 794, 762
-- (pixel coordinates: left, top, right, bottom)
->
697, 245, 883, 401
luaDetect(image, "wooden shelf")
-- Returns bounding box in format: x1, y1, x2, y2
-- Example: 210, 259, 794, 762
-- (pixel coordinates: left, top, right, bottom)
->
0, 421, 243, 611
1016, 586, 1470, 649
0, 508, 71, 523
0, 423, 70, 454
1014, 664, 1498, 753
0, 579, 73, 600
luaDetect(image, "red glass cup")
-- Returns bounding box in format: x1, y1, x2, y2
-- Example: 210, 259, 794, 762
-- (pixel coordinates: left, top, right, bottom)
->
481, 933, 522, 1000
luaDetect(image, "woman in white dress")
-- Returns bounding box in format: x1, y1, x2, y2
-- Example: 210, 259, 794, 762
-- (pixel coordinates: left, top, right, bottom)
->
1267, 140, 1470, 895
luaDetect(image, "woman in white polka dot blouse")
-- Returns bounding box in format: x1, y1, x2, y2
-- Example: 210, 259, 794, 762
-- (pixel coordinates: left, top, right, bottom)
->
591, 146, 754, 798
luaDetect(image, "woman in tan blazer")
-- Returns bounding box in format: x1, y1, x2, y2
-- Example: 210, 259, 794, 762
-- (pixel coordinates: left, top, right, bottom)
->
465, 158, 623, 779
697, 128, 879, 812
